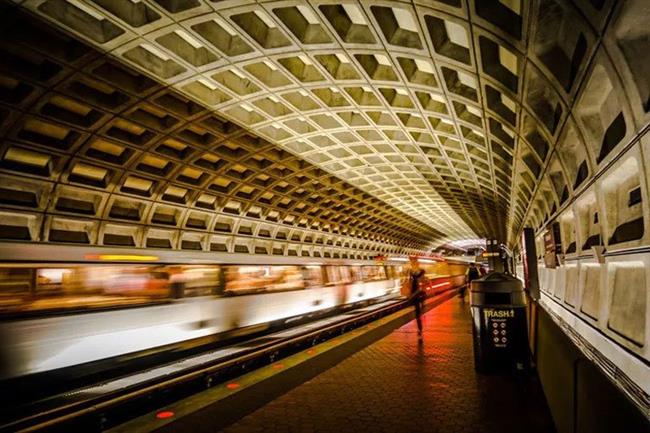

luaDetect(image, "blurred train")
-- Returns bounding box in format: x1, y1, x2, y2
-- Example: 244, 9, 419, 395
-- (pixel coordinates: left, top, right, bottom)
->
0, 244, 468, 382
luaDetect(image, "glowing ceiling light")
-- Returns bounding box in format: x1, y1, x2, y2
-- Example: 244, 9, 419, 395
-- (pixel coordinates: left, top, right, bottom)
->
448, 238, 486, 248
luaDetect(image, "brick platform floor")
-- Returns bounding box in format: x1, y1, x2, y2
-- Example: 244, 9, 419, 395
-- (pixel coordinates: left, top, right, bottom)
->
222, 296, 556, 433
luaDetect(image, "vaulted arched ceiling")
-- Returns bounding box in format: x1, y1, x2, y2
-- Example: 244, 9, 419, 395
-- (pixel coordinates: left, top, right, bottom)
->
0, 0, 648, 254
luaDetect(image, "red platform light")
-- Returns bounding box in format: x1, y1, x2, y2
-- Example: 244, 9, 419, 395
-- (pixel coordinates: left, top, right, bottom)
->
226, 382, 240, 389
156, 411, 174, 419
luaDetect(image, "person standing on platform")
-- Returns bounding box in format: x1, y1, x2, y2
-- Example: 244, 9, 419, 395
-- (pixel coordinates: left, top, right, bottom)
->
463, 263, 481, 299
408, 256, 426, 340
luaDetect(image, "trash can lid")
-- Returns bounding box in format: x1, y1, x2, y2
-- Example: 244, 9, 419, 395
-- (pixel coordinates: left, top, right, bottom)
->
471, 271, 523, 293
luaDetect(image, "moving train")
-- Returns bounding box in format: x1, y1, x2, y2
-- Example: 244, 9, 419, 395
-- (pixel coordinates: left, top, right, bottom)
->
0, 243, 468, 383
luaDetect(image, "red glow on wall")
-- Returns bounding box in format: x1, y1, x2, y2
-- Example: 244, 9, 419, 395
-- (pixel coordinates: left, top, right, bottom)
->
226, 383, 240, 389
156, 411, 174, 419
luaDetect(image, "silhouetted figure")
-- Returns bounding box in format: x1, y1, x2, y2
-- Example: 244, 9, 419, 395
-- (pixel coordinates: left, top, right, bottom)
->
463, 263, 481, 298
409, 257, 426, 339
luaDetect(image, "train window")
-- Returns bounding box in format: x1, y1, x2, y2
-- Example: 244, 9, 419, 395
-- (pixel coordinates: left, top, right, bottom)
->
399, 266, 410, 284
325, 266, 341, 285
224, 265, 306, 295
361, 266, 386, 281
422, 262, 443, 279
0, 265, 172, 314
169, 266, 222, 298
0, 267, 33, 310
36, 268, 71, 295
349, 266, 363, 282
302, 266, 323, 288
339, 266, 352, 283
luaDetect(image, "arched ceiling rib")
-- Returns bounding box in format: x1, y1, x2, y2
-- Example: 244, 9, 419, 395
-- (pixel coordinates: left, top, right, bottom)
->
2, 0, 649, 250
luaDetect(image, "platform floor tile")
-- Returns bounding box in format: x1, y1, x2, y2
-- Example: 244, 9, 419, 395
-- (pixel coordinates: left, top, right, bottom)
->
222, 296, 556, 433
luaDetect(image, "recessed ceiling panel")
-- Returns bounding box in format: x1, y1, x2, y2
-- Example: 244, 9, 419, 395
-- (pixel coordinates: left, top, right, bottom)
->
6, 0, 646, 249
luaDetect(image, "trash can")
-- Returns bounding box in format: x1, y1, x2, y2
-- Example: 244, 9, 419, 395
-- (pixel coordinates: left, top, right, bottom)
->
470, 271, 530, 373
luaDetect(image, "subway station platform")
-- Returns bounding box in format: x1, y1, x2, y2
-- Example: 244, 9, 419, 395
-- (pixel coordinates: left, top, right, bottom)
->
1, 2, 649, 432
120, 295, 556, 433
222, 296, 555, 433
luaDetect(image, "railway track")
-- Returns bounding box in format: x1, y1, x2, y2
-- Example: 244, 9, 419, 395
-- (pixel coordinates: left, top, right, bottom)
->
2, 295, 421, 433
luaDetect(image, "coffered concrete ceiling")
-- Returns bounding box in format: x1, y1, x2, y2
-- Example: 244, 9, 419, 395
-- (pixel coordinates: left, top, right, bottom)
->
2, 0, 649, 252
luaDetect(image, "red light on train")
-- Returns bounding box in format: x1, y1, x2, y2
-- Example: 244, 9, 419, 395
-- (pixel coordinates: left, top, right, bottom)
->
226, 382, 240, 389
156, 411, 174, 419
